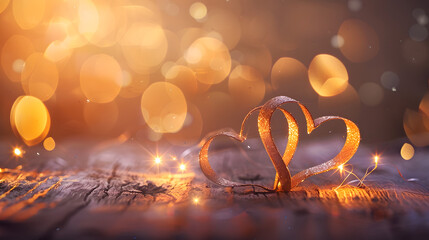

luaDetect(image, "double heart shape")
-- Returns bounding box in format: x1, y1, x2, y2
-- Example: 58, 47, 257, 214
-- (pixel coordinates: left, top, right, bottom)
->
199, 96, 360, 192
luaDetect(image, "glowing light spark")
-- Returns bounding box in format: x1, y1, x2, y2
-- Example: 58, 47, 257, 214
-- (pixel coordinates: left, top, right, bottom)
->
193, 197, 200, 205
172, 156, 177, 161
179, 164, 186, 172
360, 153, 380, 183
13, 147, 23, 157
337, 153, 381, 190
154, 156, 161, 164
338, 164, 344, 174
14, 148, 22, 156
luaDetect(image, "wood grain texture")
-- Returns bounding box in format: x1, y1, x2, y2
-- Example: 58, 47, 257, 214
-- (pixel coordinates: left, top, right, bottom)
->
0, 138, 428, 239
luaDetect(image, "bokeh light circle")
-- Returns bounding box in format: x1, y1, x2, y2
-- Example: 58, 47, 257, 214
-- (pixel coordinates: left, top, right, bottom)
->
10, 96, 51, 146
43, 137, 56, 151
1, 35, 35, 82
78, 0, 99, 40
271, 57, 316, 101
141, 82, 187, 133
380, 71, 400, 90
228, 65, 265, 107
44, 40, 73, 63
80, 54, 123, 103
185, 37, 231, 85
21, 53, 59, 101
400, 143, 414, 160
403, 109, 429, 147
308, 54, 349, 97
120, 22, 168, 74
165, 65, 198, 97
338, 19, 379, 62
205, 9, 241, 49
358, 82, 384, 106
0, 0, 9, 14
409, 24, 428, 42
271, 57, 307, 90
331, 35, 345, 48
419, 93, 429, 118
13, 0, 46, 29
86, 1, 118, 47
189, 2, 207, 21
348, 0, 362, 12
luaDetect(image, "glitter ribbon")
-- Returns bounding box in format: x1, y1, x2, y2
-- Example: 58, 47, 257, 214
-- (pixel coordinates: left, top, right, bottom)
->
199, 96, 360, 192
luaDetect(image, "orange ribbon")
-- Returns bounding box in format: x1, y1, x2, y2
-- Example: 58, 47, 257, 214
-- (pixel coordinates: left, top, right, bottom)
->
199, 96, 360, 192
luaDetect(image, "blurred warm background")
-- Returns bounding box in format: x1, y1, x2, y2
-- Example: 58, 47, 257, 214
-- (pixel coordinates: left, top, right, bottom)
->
1, 0, 429, 151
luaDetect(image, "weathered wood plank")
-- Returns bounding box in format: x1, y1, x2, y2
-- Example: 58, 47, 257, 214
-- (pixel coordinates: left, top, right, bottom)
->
0, 138, 428, 239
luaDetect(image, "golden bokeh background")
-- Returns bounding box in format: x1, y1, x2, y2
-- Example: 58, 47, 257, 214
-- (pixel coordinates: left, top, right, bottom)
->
0, 0, 428, 149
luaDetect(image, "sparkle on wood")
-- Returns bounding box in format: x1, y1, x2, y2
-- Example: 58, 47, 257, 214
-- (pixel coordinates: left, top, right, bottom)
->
13, 147, 23, 157
179, 164, 186, 172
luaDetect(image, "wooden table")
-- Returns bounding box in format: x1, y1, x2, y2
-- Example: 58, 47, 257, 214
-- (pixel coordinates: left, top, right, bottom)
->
0, 137, 428, 239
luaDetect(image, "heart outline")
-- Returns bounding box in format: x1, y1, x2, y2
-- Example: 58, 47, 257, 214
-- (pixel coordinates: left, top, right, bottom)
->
199, 96, 360, 192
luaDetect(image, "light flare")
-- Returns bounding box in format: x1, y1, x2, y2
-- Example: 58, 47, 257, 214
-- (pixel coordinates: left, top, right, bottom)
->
154, 156, 162, 165
13, 147, 23, 157
374, 155, 379, 164
338, 164, 344, 174
179, 164, 186, 172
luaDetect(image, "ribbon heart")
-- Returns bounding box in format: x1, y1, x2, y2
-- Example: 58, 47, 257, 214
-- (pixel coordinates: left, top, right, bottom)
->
199, 96, 360, 192
259, 96, 360, 191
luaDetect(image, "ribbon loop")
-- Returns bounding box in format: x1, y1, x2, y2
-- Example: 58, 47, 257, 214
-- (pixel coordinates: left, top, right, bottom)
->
199, 96, 360, 192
